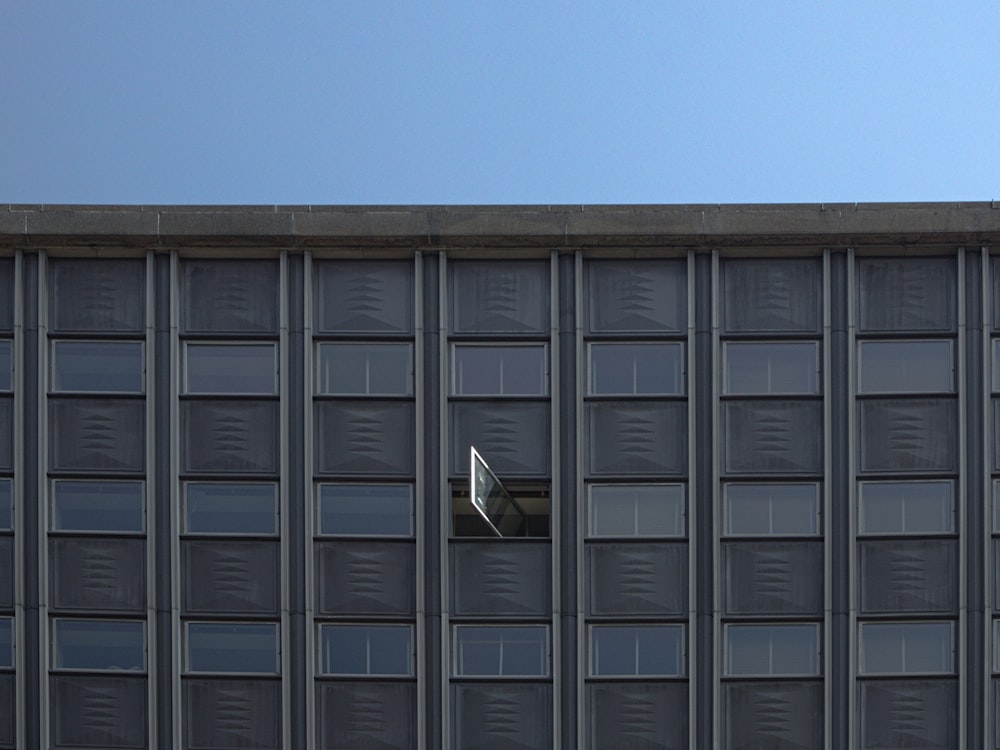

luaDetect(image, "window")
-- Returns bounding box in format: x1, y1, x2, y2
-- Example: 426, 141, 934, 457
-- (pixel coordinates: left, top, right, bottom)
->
858, 340, 953, 393
316, 342, 412, 395
590, 625, 684, 677
317, 484, 412, 536
453, 625, 548, 676
589, 343, 683, 395
186, 622, 278, 674
588, 484, 685, 537
0, 617, 11, 668
859, 481, 953, 534
859, 622, 952, 674
452, 484, 550, 537
725, 624, 819, 676
724, 342, 819, 395
53, 619, 145, 671
995, 620, 1000, 673
319, 624, 413, 676
51, 341, 143, 393
724, 483, 819, 536
995, 481, 1000, 533
993, 340, 1000, 392
184, 343, 277, 394
0, 478, 10, 530
51, 480, 143, 532
452, 345, 546, 396
0, 339, 10, 391
184, 483, 277, 535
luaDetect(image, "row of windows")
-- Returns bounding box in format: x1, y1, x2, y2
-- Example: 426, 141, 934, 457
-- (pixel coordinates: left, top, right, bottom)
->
3, 478, 967, 537
15, 339, 980, 396
5, 618, 980, 678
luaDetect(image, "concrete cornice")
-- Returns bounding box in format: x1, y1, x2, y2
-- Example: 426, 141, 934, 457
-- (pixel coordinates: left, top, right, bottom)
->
2, 202, 1000, 250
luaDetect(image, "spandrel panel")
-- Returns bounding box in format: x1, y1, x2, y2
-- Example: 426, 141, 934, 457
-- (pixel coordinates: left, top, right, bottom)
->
722, 682, 823, 750
861, 398, 957, 473
587, 683, 688, 750
50, 538, 146, 612
315, 260, 414, 334
587, 402, 687, 476
588, 542, 687, 616
50, 399, 145, 473
451, 261, 548, 334
723, 541, 823, 615
451, 541, 551, 616
588, 260, 687, 333
182, 400, 278, 475
50, 259, 145, 333
51, 674, 148, 749
315, 401, 415, 476
858, 257, 956, 332
317, 682, 417, 750
182, 540, 279, 615
315, 541, 415, 616
451, 401, 550, 476
723, 401, 823, 475
859, 680, 956, 749
452, 684, 552, 749
182, 260, 278, 333
722, 258, 821, 333
859, 539, 957, 614
183, 679, 281, 749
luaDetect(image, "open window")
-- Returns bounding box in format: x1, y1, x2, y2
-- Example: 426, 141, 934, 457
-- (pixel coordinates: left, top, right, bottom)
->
452, 447, 549, 537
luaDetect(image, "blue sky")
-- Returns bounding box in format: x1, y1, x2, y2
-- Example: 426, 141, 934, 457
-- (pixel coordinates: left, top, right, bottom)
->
2, 2, 998, 205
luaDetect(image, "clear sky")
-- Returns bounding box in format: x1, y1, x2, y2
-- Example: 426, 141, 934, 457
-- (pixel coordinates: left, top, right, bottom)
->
2, 1, 998, 205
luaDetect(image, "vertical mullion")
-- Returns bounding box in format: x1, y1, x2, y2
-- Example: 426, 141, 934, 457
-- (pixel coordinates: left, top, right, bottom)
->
21, 252, 39, 750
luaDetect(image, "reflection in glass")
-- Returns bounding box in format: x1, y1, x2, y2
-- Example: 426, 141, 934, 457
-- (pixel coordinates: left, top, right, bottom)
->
316, 343, 412, 395
185, 483, 277, 534
318, 484, 412, 535
589, 343, 683, 395
54, 619, 145, 671
187, 622, 278, 673
858, 340, 952, 393
860, 622, 951, 673
589, 484, 684, 536
454, 626, 547, 676
591, 625, 683, 676
320, 625, 412, 675
724, 484, 819, 535
186, 343, 277, 394
725, 342, 818, 395
453, 345, 546, 395
52, 341, 143, 392
0, 339, 10, 391
859, 481, 953, 534
726, 624, 819, 676
52, 480, 143, 532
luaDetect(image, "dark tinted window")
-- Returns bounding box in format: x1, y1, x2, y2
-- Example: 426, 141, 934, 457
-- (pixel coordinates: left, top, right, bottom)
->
185, 483, 277, 534
319, 624, 413, 675
187, 622, 278, 673
316, 343, 412, 395
52, 481, 143, 532
317, 484, 412, 536
185, 343, 277, 394
453, 346, 546, 395
54, 619, 145, 671
51, 341, 143, 392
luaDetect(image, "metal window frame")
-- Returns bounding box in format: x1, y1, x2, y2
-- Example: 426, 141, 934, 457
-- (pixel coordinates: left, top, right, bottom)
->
586, 341, 685, 396
48, 339, 146, 395
314, 340, 414, 396
317, 622, 415, 677
181, 340, 279, 395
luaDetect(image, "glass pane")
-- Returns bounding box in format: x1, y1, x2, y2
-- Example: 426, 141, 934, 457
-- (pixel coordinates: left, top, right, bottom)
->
590, 343, 683, 395
186, 343, 277, 394
725, 342, 818, 395
187, 622, 277, 673
770, 626, 819, 675
0, 618, 11, 668
592, 626, 682, 676
725, 484, 819, 535
994, 340, 1000, 392
859, 482, 953, 534
52, 341, 143, 392
589, 485, 684, 536
54, 620, 144, 671
454, 626, 547, 676
858, 340, 952, 393
453, 346, 545, 395
0, 479, 10, 530
318, 485, 412, 535
861, 623, 951, 674
316, 343, 411, 395
727, 624, 817, 675
591, 627, 636, 675
52, 481, 143, 532
185, 483, 277, 534
726, 626, 773, 675
320, 625, 412, 675
0, 340, 10, 391
995, 481, 1000, 533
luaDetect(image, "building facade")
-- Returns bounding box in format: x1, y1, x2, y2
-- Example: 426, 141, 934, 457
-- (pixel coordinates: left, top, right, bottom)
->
1, 202, 1000, 748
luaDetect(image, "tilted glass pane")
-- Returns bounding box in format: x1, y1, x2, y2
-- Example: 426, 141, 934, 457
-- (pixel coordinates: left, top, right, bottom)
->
858, 340, 953, 393
724, 484, 819, 535
0, 479, 10, 530
186, 343, 277, 394
0, 618, 11, 668
315, 343, 412, 395
187, 622, 278, 673
52, 480, 144, 532
0, 340, 10, 391
590, 343, 683, 395
52, 341, 143, 392
453, 346, 546, 395
725, 342, 818, 395
589, 484, 685, 536
185, 483, 277, 534
54, 620, 145, 671
859, 481, 953, 534
320, 624, 412, 675
318, 484, 412, 535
